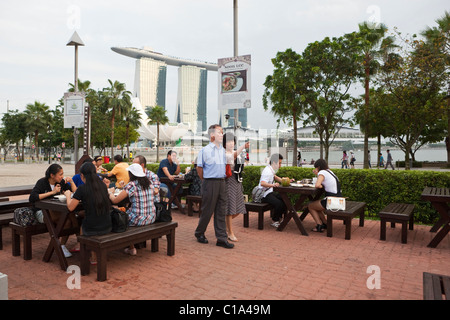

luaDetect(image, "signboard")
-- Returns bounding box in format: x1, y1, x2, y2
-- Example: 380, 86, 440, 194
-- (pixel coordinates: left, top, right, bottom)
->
63, 92, 85, 128
218, 54, 251, 110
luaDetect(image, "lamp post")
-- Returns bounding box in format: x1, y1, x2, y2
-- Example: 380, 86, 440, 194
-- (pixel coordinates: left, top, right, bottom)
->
66, 31, 84, 165
233, 0, 239, 132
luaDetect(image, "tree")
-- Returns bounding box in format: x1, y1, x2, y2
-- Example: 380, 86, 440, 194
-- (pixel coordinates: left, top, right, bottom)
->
24, 101, 51, 160
421, 11, 450, 165
103, 80, 131, 158
1, 110, 28, 160
263, 49, 306, 166
121, 95, 141, 158
349, 22, 397, 168
377, 34, 448, 169
146, 105, 169, 163
301, 36, 360, 161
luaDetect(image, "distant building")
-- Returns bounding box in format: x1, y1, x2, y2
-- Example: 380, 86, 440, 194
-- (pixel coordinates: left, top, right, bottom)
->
176, 66, 207, 133
112, 46, 216, 133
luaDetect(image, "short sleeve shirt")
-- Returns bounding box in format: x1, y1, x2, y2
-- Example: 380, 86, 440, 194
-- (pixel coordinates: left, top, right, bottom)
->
258, 165, 276, 198
157, 158, 178, 179
111, 162, 130, 187
197, 143, 226, 179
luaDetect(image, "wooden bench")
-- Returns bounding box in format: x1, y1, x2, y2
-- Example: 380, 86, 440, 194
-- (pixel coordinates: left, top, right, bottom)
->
423, 272, 450, 300
77, 221, 178, 281
243, 202, 274, 230
10, 222, 48, 260
186, 195, 202, 216
379, 203, 415, 244
325, 201, 366, 240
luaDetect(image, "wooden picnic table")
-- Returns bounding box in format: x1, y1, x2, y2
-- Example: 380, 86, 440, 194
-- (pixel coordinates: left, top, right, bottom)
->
0, 185, 34, 198
34, 198, 82, 271
159, 176, 190, 215
421, 187, 450, 248
273, 184, 324, 236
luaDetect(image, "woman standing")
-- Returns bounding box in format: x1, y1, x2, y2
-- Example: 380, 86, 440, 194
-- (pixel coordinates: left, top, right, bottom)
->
223, 133, 249, 242
65, 162, 112, 264
307, 159, 342, 233
110, 163, 157, 255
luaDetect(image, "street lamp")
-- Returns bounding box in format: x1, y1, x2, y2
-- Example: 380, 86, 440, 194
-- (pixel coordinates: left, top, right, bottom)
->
66, 31, 84, 168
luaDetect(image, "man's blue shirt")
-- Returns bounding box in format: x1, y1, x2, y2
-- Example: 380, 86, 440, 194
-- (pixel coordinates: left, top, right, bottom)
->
197, 142, 226, 179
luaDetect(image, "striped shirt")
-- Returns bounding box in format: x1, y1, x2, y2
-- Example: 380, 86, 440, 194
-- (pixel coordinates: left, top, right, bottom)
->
124, 180, 156, 226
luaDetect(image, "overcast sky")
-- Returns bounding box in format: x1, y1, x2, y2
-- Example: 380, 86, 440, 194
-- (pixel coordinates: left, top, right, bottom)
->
0, 0, 448, 130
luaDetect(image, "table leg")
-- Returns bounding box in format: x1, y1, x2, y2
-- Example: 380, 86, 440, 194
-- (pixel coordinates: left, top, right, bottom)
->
429, 202, 449, 232
166, 183, 186, 214
277, 193, 308, 236
42, 209, 69, 271
428, 222, 450, 248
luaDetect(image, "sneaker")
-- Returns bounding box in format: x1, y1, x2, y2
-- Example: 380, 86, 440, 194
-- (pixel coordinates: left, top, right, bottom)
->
61, 245, 72, 258
171, 203, 178, 209
271, 221, 281, 228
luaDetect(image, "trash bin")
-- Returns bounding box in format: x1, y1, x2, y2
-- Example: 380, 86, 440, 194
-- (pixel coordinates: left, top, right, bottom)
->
103, 156, 110, 164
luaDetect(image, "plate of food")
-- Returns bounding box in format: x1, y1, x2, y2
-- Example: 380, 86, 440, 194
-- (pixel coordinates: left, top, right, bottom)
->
54, 194, 66, 202
222, 73, 243, 92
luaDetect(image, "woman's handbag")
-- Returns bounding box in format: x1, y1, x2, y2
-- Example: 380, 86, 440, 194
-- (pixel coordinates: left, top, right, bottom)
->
110, 207, 129, 233
155, 201, 172, 222
326, 196, 346, 212
226, 164, 233, 178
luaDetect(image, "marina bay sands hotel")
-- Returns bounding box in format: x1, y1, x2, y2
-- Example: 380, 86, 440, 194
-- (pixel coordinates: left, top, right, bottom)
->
111, 46, 247, 133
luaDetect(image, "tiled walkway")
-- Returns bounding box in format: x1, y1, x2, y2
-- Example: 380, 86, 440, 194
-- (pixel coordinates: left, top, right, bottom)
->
1, 209, 449, 300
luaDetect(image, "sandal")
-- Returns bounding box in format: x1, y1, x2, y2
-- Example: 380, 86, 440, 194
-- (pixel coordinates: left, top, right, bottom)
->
124, 247, 137, 256
311, 224, 324, 233
89, 259, 97, 265
228, 235, 238, 242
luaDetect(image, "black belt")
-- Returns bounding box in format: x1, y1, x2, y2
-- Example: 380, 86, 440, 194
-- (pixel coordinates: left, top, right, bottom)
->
204, 178, 225, 181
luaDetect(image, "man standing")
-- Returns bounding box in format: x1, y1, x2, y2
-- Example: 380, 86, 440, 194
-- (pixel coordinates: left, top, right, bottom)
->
384, 149, 395, 170
195, 124, 233, 249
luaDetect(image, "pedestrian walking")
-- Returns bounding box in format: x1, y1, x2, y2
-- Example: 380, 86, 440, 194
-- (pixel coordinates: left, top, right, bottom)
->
385, 149, 395, 170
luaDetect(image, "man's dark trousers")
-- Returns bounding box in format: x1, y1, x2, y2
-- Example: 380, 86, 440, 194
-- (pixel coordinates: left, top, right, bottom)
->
195, 178, 228, 243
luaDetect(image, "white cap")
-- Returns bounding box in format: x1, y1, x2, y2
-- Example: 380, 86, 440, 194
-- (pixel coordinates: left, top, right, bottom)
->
127, 163, 145, 177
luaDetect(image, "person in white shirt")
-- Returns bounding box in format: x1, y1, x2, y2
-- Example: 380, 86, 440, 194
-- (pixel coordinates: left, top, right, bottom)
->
258, 153, 292, 228
308, 159, 342, 233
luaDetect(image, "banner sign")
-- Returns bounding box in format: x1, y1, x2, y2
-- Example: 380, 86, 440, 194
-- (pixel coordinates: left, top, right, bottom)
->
218, 54, 251, 110
63, 92, 85, 128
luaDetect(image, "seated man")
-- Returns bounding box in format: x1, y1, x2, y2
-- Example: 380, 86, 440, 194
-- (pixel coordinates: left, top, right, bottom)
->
258, 153, 289, 228
107, 155, 129, 188
157, 150, 181, 205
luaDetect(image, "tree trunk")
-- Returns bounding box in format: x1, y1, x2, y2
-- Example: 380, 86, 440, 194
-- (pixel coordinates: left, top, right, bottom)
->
363, 63, 370, 169
126, 123, 130, 160
110, 109, 115, 159
377, 134, 381, 168
34, 131, 39, 160
292, 113, 298, 167
156, 123, 160, 163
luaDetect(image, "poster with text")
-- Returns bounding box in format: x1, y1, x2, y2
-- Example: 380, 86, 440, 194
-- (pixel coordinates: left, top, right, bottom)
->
218, 54, 251, 110
63, 92, 85, 128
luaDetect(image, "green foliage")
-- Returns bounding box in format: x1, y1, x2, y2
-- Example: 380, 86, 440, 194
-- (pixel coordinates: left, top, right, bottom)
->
245, 166, 450, 225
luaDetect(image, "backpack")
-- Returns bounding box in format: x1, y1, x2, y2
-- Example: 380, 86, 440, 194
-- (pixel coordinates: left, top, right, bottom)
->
14, 207, 40, 227
251, 186, 265, 203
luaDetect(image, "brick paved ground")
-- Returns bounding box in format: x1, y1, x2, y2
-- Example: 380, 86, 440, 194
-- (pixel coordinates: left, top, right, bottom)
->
1, 207, 449, 301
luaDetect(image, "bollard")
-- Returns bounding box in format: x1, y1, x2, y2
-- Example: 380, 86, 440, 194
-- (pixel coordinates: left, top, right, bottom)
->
0, 272, 8, 300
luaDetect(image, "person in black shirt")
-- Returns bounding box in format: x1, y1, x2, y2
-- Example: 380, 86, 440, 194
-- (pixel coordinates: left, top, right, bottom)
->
29, 163, 77, 257
65, 162, 112, 264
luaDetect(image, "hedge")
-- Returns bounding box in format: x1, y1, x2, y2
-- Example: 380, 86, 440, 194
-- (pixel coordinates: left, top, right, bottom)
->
103, 162, 450, 225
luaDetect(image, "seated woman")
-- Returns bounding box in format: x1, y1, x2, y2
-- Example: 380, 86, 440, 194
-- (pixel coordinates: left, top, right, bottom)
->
29, 163, 77, 257
64, 162, 112, 264
184, 158, 202, 211
307, 159, 343, 233
109, 163, 157, 256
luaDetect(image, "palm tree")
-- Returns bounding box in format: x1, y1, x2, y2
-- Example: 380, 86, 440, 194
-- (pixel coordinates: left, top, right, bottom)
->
24, 101, 51, 160
145, 105, 169, 162
103, 80, 131, 158
355, 22, 396, 168
122, 96, 142, 158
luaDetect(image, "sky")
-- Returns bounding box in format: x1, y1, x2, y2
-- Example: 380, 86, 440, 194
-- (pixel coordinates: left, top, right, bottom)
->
0, 0, 448, 131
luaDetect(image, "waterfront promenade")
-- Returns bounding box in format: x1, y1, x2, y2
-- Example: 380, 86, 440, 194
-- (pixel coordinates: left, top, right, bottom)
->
0, 162, 449, 301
